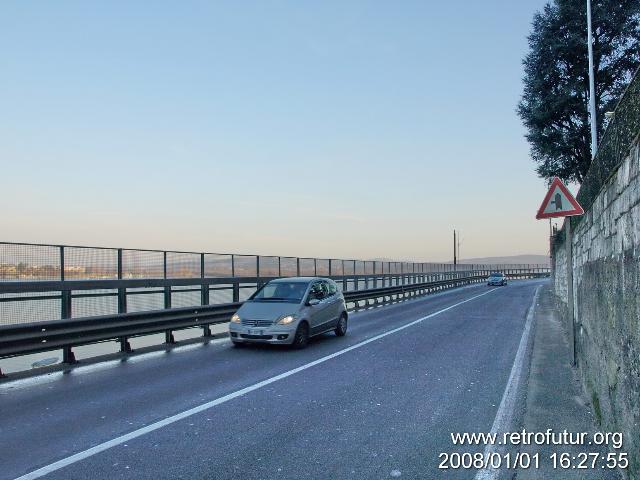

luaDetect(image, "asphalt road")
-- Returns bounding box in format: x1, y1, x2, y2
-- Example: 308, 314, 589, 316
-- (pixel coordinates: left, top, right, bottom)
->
0, 280, 544, 480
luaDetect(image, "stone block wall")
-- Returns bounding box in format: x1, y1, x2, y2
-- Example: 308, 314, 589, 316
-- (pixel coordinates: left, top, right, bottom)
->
552, 137, 640, 478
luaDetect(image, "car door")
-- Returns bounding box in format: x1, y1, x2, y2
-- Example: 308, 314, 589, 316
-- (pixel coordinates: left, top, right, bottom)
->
324, 280, 342, 327
307, 281, 333, 335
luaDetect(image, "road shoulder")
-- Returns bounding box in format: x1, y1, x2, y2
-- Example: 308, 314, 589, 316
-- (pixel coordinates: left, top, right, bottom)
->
517, 285, 620, 479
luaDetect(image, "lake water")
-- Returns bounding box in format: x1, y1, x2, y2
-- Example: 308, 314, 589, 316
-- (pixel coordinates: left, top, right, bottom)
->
0, 278, 382, 374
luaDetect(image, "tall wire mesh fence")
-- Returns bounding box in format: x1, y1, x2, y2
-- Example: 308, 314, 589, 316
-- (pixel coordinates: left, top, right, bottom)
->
576, 66, 640, 218
0, 241, 550, 326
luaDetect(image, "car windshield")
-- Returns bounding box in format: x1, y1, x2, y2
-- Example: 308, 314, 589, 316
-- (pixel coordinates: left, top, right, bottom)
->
249, 281, 308, 303
490, 273, 503, 277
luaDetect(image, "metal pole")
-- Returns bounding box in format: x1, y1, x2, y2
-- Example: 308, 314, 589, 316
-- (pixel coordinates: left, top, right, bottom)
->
566, 219, 576, 366
549, 219, 553, 271
453, 230, 457, 270
587, 0, 598, 158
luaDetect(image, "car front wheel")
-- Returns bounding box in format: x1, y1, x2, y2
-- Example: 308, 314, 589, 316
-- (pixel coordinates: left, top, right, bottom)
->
292, 322, 309, 349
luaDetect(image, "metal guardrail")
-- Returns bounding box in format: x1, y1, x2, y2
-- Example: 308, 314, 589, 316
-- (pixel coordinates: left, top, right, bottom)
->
0, 270, 549, 375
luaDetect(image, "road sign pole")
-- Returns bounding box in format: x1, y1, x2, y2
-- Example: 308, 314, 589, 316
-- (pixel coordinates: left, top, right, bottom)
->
565, 219, 576, 366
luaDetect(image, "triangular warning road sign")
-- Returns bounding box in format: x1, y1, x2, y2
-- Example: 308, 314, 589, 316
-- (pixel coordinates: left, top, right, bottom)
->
536, 177, 584, 219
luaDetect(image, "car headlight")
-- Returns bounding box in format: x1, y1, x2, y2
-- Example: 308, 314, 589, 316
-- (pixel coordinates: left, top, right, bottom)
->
277, 314, 296, 325
231, 313, 241, 323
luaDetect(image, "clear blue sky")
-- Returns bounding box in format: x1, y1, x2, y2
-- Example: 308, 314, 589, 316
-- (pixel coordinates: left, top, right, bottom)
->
1, 0, 554, 261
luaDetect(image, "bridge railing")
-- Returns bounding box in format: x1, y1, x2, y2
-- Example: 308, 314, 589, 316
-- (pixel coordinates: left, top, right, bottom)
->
0, 241, 550, 375
0, 241, 550, 326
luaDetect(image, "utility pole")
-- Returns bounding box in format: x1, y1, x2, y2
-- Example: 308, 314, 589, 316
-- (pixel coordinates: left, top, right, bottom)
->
587, 0, 598, 158
453, 229, 457, 269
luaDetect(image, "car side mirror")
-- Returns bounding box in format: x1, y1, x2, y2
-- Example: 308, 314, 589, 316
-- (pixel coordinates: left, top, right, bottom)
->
307, 298, 320, 306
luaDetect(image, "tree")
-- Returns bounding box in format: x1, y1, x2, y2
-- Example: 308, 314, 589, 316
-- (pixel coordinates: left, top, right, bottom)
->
518, 0, 640, 183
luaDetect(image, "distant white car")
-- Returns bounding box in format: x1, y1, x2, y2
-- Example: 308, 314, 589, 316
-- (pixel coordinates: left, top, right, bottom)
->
487, 272, 507, 286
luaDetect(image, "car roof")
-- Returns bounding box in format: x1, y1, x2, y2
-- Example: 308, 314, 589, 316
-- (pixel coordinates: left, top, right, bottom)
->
269, 276, 329, 284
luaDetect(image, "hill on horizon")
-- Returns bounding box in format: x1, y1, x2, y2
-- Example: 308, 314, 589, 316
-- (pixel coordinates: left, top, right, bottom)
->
456, 254, 550, 266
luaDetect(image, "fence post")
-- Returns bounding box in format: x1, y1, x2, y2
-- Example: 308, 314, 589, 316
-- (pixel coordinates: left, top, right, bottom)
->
232, 281, 240, 303
353, 260, 358, 291
117, 249, 126, 313
117, 248, 132, 353
59, 246, 76, 364
200, 253, 211, 337
163, 252, 174, 343
256, 256, 261, 287
200, 253, 208, 304
373, 262, 377, 288
342, 260, 347, 291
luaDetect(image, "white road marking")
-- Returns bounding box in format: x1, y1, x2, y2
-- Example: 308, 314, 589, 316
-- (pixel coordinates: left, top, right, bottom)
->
474, 285, 541, 480
14, 287, 498, 480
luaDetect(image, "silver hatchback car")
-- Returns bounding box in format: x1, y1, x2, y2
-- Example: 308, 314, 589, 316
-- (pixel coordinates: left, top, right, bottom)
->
228, 277, 348, 349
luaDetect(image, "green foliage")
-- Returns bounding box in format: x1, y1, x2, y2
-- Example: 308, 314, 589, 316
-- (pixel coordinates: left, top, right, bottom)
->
518, 0, 640, 183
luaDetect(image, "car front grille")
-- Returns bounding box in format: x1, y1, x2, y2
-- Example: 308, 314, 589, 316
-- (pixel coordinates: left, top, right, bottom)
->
241, 319, 273, 327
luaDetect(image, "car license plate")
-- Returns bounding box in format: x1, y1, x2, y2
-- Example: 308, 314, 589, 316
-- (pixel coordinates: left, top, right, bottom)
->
248, 329, 263, 336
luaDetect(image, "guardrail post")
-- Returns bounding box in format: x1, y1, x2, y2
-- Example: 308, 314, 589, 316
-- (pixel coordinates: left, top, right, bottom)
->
296, 258, 300, 276
120, 337, 132, 353
203, 324, 212, 337
63, 345, 76, 364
